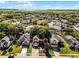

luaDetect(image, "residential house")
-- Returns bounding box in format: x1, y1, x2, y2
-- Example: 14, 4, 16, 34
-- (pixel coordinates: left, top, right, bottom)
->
73, 23, 79, 31
61, 19, 68, 29
48, 20, 61, 30
64, 35, 79, 51
50, 34, 61, 48
32, 35, 40, 47
0, 36, 14, 49
64, 35, 78, 45
18, 33, 30, 47
22, 17, 31, 24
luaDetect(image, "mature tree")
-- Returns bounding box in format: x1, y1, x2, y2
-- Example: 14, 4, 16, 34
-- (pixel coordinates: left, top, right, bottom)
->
0, 32, 6, 39
72, 31, 79, 41
30, 25, 51, 39
0, 22, 24, 38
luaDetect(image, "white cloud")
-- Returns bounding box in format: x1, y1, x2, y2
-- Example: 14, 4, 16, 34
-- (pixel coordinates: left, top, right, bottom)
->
0, 1, 7, 4
21, 2, 33, 7
39, 5, 64, 10
41, 5, 79, 10
73, 4, 79, 9
15, 1, 35, 9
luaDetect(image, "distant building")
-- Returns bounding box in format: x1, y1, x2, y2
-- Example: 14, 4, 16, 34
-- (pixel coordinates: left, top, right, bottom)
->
48, 19, 68, 30
22, 17, 31, 24
48, 20, 61, 30
73, 23, 79, 31
61, 19, 68, 29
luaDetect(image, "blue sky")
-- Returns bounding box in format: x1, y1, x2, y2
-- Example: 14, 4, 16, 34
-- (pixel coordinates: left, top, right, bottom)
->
0, 1, 79, 9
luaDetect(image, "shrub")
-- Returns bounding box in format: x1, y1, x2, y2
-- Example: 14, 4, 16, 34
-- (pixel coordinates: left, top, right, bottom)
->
8, 48, 13, 52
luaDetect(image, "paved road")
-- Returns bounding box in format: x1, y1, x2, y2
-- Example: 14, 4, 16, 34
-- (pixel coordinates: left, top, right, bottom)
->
0, 56, 8, 58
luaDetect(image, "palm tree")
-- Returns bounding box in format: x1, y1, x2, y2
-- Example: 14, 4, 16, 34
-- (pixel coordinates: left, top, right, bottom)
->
43, 38, 49, 53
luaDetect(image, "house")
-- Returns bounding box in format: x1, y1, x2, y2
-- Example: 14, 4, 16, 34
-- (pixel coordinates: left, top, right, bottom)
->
48, 19, 68, 30
32, 35, 40, 47
0, 36, 14, 49
73, 23, 79, 31
61, 19, 68, 29
22, 17, 31, 24
64, 35, 78, 45
50, 34, 61, 51
18, 33, 30, 47
50, 34, 61, 48
64, 35, 79, 51
37, 20, 47, 25
48, 20, 61, 30
75, 43, 79, 52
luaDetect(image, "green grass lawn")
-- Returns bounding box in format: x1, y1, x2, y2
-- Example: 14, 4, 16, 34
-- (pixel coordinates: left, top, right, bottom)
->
49, 48, 54, 55
11, 44, 21, 53
59, 33, 79, 54
55, 31, 79, 54
27, 43, 32, 56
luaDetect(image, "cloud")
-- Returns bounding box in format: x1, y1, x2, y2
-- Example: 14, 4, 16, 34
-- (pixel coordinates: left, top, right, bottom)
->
0, 1, 6, 4
20, 2, 33, 7
39, 5, 64, 10
15, 1, 35, 9
73, 4, 79, 9
42, 5, 79, 10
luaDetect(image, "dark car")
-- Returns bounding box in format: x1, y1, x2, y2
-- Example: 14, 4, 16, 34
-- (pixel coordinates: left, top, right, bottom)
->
8, 54, 14, 58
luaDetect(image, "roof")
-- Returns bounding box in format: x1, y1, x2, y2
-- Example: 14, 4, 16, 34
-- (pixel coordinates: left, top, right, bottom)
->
73, 23, 79, 31
61, 19, 68, 23
64, 35, 78, 44
33, 35, 40, 42
50, 34, 60, 44
0, 36, 13, 48
18, 33, 30, 45
2, 36, 11, 46
64, 35, 76, 41
48, 20, 62, 30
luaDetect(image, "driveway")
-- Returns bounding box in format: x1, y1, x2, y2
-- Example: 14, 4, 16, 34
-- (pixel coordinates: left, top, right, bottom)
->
53, 51, 60, 58
17, 47, 27, 56
31, 48, 39, 57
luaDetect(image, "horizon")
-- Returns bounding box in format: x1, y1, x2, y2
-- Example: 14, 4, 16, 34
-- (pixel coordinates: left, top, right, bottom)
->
0, 1, 79, 10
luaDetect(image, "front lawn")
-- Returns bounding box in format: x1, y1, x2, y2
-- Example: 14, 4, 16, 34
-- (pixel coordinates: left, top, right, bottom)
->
11, 44, 21, 53
59, 34, 79, 54
49, 48, 54, 55
27, 43, 32, 56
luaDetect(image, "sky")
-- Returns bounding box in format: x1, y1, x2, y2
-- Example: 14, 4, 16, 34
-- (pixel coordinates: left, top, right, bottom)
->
0, 1, 79, 9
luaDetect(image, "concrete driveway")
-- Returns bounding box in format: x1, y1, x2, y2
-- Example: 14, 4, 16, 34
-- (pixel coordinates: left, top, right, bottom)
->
31, 48, 39, 57
17, 47, 27, 56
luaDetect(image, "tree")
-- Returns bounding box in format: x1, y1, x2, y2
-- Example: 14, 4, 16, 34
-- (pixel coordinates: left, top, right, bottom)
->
58, 41, 64, 48
0, 32, 6, 39
72, 31, 79, 41
8, 48, 13, 52
65, 27, 73, 35
43, 38, 49, 53
30, 25, 51, 39
0, 22, 24, 38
